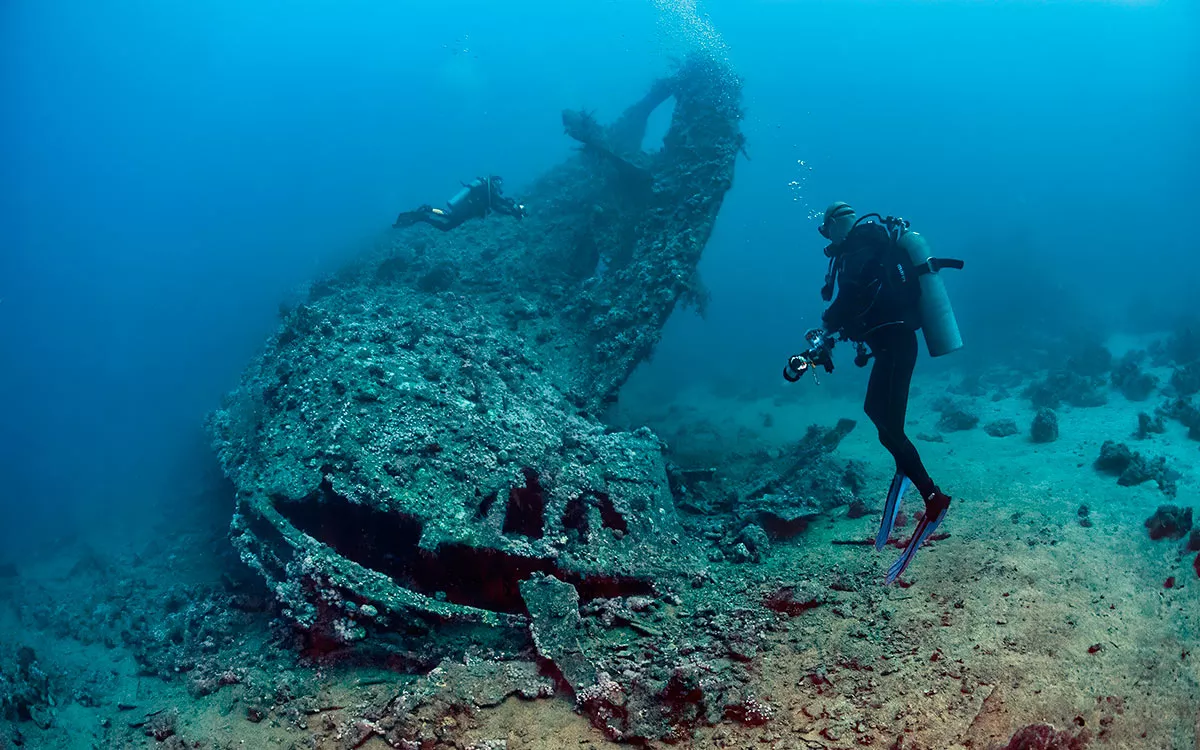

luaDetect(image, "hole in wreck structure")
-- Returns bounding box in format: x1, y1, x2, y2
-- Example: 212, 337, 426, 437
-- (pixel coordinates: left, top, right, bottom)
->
641, 96, 676, 152
276, 479, 425, 580
474, 490, 497, 521
275, 479, 650, 615
561, 497, 589, 543
502, 467, 545, 539
594, 492, 629, 534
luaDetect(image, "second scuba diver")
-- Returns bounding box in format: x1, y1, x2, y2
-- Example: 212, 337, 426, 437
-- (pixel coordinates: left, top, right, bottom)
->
394, 175, 526, 232
786, 202, 964, 583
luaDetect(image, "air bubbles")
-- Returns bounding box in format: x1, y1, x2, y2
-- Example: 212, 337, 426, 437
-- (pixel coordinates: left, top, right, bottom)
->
652, 0, 729, 58
442, 33, 471, 57
789, 158, 822, 222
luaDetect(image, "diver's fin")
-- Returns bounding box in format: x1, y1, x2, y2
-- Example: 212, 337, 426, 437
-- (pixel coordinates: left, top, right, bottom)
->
885, 495, 950, 585
874, 471, 911, 551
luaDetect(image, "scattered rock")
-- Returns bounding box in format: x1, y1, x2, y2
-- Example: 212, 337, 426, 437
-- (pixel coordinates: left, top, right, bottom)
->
729, 542, 754, 564
1095, 441, 1134, 475
937, 405, 980, 432
1161, 398, 1200, 440
381, 658, 554, 747
985, 419, 1019, 438
1112, 350, 1158, 401
948, 373, 987, 397
144, 709, 178, 741
1024, 371, 1107, 409
735, 525, 770, 562
1095, 441, 1177, 494
520, 575, 597, 692
1159, 322, 1200, 366
1170, 361, 1200, 397
1135, 412, 1166, 439
0, 646, 54, 729
1145, 505, 1193, 541
1094, 439, 1176, 492
846, 499, 870, 519
723, 696, 774, 727
732, 422, 860, 537
763, 582, 827, 616
1030, 409, 1058, 443
1118, 453, 1170, 491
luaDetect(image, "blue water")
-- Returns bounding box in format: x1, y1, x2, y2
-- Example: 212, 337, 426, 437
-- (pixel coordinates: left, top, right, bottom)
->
1, 0, 1196, 554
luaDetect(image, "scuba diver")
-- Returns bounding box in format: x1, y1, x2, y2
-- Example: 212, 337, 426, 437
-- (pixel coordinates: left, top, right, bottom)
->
393, 175, 526, 232
784, 202, 964, 584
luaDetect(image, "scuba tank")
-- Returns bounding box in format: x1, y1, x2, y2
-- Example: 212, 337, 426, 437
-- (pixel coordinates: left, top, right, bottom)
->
896, 227, 963, 357
446, 178, 486, 212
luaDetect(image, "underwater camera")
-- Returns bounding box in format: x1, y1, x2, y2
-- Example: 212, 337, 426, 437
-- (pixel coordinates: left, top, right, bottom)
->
783, 328, 836, 382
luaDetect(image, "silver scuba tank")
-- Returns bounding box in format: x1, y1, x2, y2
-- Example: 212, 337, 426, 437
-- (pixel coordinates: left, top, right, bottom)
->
446, 178, 484, 212
897, 229, 963, 357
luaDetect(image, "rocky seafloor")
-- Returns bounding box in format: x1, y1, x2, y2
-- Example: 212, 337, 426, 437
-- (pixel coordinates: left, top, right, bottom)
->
6, 329, 1200, 748
5, 54, 1200, 749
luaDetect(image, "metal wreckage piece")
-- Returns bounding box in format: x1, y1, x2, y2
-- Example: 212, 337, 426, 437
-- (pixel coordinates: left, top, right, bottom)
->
208, 54, 744, 642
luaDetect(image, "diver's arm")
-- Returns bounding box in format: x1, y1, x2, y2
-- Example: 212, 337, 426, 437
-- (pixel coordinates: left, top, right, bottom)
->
821, 255, 878, 334
492, 195, 527, 220
821, 292, 856, 334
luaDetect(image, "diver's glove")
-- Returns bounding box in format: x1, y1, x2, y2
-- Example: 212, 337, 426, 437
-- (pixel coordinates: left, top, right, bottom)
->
499, 198, 527, 220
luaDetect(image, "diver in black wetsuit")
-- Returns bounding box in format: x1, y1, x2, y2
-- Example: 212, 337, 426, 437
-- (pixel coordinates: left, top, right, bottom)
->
393, 175, 526, 232
792, 201, 954, 583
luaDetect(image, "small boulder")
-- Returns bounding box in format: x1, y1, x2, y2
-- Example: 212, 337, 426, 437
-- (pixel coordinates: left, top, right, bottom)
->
1135, 412, 1166, 439
736, 524, 770, 562
984, 419, 1019, 438
1000, 722, 1090, 750
1094, 441, 1134, 475
937, 406, 980, 432
1145, 505, 1193, 541
1112, 350, 1158, 401
846, 499, 870, 519
1030, 409, 1058, 443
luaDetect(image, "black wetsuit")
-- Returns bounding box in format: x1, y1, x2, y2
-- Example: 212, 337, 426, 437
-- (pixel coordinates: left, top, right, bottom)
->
821, 221, 937, 500
394, 177, 524, 232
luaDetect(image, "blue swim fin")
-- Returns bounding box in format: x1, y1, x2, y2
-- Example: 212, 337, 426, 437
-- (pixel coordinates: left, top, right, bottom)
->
885, 497, 950, 585
874, 471, 911, 551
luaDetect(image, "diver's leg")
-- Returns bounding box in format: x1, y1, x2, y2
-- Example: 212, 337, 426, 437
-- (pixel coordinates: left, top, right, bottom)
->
865, 329, 919, 547
866, 328, 934, 498
434, 210, 468, 231
394, 205, 434, 228
865, 328, 951, 583
395, 205, 465, 232
880, 330, 951, 530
